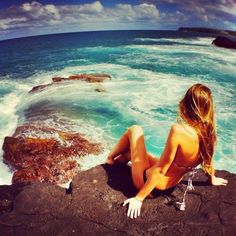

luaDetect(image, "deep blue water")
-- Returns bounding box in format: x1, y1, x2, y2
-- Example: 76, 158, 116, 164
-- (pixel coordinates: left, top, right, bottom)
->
0, 30, 235, 184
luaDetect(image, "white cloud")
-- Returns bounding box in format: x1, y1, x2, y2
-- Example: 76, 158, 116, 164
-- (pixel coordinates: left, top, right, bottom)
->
0, 1, 160, 32
19, 1, 61, 21
143, 0, 236, 29
78, 1, 103, 14
219, 3, 236, 16
0, 17, 28, 30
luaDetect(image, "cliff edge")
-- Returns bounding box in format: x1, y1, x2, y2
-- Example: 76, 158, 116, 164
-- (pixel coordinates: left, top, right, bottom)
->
0, 164, 235, 235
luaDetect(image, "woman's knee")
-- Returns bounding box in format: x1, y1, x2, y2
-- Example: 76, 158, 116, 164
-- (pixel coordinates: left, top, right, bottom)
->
127, 125, 143, 136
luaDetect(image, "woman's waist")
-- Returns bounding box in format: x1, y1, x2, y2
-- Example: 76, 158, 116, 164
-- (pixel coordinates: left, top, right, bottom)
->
166, 162, 197, 177
145, 168, 184, 190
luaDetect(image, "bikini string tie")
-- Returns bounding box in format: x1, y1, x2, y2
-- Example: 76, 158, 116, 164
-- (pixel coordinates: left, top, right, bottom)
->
175, 168, 198, 211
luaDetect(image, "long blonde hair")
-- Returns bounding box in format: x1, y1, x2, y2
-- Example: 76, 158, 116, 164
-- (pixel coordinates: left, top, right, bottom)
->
178, 84, 216, 176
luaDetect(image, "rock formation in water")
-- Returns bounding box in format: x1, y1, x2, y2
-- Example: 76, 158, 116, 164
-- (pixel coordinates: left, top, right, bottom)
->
2, 124, 103, 184
29, 73, 111, 93
212, 36, 236, 49
178, 27, 236, 37
0, 164, 235, 235
52, 73, 111, 83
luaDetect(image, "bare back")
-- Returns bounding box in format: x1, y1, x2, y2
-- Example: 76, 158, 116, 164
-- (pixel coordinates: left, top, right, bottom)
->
146, 123, 201, 190
166, 123, 201, 176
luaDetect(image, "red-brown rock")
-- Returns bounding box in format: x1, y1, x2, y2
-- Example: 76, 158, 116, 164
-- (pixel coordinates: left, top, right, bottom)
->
2, 124, 103, 184
29, 74, 111, 93
52, 73, 111, 83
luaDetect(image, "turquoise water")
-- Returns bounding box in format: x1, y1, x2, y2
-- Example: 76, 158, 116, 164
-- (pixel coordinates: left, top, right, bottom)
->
0, 30, 235, 184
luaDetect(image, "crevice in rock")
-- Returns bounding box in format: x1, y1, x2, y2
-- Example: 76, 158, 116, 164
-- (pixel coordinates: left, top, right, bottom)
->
77, 215, 129, 235
66, 182, 73, 195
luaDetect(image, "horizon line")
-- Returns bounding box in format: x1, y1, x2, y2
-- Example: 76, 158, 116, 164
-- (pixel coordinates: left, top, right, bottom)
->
1, 27, 235, 42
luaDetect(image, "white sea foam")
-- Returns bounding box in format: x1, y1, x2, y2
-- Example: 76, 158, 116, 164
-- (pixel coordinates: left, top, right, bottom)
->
0, 39, 235, 187
134, 37, 214, 45
0, 78, 38, 184
0, 93, 20, 185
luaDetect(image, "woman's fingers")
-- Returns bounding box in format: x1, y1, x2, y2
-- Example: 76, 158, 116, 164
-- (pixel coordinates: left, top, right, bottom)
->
212, 177, 228, 186
123, 197, 142, 218
127, 206, 132, 218
220, 178, 228, 186
130, 207, 138, 219
137, 207, 141, 217
133, 208, 137, 219
130, 208, 134, 219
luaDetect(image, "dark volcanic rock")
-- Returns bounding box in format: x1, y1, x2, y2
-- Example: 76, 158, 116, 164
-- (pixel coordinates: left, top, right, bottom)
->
2, 124, 103, 184
0, 164, 235, 235
212, 36, 236, 49
178, 27, 236, 37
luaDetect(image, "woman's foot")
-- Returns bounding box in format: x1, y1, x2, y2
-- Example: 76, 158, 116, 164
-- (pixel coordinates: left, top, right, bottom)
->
106, 155, 115, 165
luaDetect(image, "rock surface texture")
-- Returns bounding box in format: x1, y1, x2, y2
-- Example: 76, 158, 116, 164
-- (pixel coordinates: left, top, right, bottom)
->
0, 164, 235, 235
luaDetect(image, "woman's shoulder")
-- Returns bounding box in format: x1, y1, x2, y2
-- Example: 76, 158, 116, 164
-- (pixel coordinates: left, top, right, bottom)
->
170, 123, 198, 139
170, 123, 185, 133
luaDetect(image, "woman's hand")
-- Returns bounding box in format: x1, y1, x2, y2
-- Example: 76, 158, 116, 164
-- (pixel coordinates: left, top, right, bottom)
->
211, 176, 228, 186
123, 197, 142, 219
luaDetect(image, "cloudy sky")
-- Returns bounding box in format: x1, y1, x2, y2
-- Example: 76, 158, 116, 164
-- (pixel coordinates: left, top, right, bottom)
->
0, 0, 235, 40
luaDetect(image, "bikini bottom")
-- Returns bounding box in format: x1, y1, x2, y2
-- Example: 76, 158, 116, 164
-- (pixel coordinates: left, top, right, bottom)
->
143, 169, 176, 198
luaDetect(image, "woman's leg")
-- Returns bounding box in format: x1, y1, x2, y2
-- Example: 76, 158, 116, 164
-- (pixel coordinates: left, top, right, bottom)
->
106, 125, 153, 190
147, 153, 160, 166
127, 125, 150, 190
106, 130, 130, 164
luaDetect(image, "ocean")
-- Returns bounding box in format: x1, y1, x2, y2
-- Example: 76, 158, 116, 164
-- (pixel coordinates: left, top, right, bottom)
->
0, 30, 235, 185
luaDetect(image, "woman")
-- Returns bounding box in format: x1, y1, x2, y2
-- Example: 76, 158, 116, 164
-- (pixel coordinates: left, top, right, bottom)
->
106, 83, 228, 219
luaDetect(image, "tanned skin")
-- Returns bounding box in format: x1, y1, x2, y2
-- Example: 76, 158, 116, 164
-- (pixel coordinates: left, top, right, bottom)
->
106, 124, 228, 218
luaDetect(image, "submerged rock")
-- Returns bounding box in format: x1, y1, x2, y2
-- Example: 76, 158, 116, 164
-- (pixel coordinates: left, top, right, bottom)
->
52, 73, 111, 83
0, 164, 235, 235
28, 83, 53, 93
2, 124, 103, 184
212, 36, 236, 49
29, 73, 111, 93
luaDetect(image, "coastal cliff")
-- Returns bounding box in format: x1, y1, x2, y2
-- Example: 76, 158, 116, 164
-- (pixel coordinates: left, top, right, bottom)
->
212, 36, 236, 49
0, 164, 235, 235
178, 27, 236, 37
178, 27, 236, 49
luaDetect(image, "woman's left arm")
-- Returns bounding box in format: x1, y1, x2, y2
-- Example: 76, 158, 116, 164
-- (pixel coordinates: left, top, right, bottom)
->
123, 125, 180, 218
204, 163, 228, 186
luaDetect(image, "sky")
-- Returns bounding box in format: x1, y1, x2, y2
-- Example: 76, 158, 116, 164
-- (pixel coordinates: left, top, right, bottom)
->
0, 0, 235, 40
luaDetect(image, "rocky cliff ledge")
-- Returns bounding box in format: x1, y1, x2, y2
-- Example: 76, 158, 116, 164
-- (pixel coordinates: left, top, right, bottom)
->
212, 36, 236, 49
0, 164, 235, 235
178, 27, 236, 37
